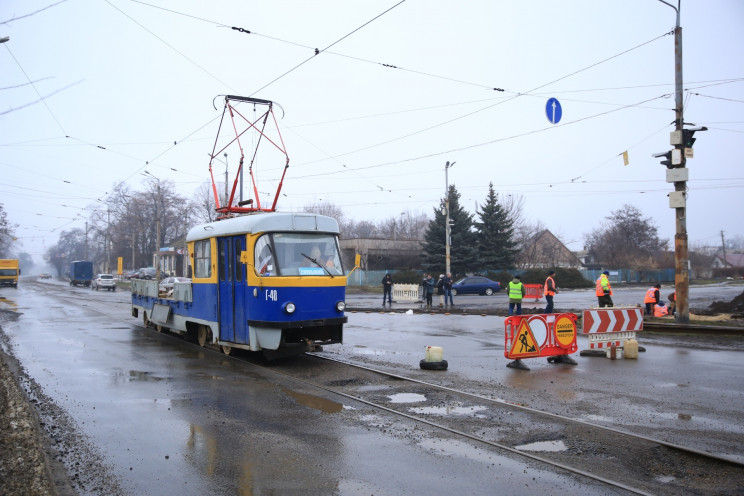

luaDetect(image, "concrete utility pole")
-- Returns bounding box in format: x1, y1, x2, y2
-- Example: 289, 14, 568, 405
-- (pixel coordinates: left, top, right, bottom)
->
444, 161, 455, 275
658, 0, 690, 324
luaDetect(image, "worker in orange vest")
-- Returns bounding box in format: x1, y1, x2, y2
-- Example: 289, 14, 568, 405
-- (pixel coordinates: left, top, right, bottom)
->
654, 301, 669, 317
543, 270, 557, 314
644, 284, 661, 316
595, 271, 613, 307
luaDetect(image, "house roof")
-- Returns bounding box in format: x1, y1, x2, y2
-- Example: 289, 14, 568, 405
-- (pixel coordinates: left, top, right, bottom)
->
720, 253, 744, 267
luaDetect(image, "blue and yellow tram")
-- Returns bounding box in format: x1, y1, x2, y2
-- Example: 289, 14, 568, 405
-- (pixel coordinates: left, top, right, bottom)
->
131, 212, 349, 356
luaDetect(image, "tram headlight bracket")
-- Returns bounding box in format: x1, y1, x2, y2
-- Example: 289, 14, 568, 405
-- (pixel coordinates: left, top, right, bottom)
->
336, 301, 346, 312
283, 302, 296, 314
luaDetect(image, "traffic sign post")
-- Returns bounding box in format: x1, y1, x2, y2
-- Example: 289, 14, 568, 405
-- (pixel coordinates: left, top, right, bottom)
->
504, 314, 578, 371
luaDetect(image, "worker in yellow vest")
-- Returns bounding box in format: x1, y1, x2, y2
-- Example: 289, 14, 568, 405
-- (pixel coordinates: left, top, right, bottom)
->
543, 270, 557, 314
595, 271, 613, 307
644, 284, 660, 316
508, 275, 526, 316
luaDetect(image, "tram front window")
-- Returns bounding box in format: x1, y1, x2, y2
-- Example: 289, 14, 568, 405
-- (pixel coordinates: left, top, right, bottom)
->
254, 233, 343, 276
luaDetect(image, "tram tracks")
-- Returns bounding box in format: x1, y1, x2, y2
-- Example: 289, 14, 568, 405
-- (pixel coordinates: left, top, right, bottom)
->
31, 281, 742, 494
254, 351, 743, 496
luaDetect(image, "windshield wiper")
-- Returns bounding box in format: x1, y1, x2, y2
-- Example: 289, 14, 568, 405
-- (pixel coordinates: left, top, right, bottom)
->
301, 253, 334, 278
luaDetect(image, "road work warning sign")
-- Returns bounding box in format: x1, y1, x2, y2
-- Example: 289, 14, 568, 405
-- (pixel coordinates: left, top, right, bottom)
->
508, 319, 541, 358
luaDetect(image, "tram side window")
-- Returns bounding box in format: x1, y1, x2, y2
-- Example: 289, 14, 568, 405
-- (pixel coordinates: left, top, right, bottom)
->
194, 240, 211, 278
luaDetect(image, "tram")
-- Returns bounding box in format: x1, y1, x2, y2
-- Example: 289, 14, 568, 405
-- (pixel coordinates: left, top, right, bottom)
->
131, 212, 349, 356
131, 95, 355, 356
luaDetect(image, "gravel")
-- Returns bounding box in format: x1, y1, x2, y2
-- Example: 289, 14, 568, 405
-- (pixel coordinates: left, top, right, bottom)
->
0, 312, 126, 496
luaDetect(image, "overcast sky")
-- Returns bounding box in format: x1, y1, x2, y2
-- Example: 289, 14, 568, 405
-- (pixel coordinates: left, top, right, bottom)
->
2, 0, 743, 263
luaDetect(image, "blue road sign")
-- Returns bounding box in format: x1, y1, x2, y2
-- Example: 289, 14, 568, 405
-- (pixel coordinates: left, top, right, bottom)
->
546, 98, 562, 124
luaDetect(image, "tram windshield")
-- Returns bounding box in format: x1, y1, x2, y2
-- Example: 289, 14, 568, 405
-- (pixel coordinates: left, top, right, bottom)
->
255, 232, 343, 277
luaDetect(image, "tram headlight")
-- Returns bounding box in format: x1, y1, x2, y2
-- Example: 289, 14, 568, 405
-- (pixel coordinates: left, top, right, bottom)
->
336, 301, 346, 312
283, 302, 296, 314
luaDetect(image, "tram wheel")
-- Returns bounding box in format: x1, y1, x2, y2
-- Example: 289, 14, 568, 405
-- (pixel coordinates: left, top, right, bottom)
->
155, 324, 166, 333
197, 325, 209, 347
142, 312, 150, 328
221, 345, 233, 356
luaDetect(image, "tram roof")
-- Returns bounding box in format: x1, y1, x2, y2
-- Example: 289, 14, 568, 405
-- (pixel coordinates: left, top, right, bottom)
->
186, 212, 340, 242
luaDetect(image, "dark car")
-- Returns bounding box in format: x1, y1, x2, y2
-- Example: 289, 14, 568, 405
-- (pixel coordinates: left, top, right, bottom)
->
137, 267, 157, 280
451, 276, 501, 296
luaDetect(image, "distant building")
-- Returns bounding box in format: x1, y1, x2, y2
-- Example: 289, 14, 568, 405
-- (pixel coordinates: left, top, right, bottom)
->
339, 238, 423, 270
518, 229, 582, 269
711, 253, 744, 269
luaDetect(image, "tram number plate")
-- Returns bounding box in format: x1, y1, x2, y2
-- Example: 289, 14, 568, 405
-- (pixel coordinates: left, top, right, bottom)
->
265, 289, 278, 302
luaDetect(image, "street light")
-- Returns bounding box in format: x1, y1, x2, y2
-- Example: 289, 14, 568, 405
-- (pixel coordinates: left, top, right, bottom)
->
143, 170, 162, 280
444, 161, 456, 275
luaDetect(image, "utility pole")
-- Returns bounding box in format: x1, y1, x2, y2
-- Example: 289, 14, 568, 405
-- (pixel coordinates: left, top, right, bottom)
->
144, 171, 162, 280
444, 161, 455, 275
658, 0, 690, 324
720, 230, 727, 267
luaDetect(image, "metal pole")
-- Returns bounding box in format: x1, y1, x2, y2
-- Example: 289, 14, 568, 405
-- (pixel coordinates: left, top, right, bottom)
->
156, 181, 161, 281
445, 161, 455, 275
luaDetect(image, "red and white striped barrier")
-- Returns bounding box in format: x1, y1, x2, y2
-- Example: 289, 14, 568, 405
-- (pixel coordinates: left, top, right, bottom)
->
582, 307, 643, 349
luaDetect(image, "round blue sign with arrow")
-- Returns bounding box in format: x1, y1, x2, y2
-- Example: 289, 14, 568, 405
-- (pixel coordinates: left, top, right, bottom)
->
546, 97, 562, 124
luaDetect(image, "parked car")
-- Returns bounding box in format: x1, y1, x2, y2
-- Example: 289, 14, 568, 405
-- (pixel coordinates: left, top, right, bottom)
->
451, 276, 501, 296
136, 267, 157, 280
159, 276, 191, 294
92, 274, 116, 291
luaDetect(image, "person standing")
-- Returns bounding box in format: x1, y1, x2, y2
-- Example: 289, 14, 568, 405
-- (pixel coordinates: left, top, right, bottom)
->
508, 275, 526, 316
381, 273, 393, 306
596, 270, 614, 307
443, 272, 454, 306
644, 284, 661, 316
543, 270, 557, 314
423, 274, 435, 308
436, 274, 445, 307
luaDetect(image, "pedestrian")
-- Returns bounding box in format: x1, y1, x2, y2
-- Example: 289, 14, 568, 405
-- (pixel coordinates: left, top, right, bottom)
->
596, 270, 614, 307
668, 291, 676, 316
436, 274, 445, 307
544, 270, 557, 314
443, 272, 454, 306
644, 284, 661, 316
508, 275, 526, 316
381, 273, 393, 306
423, 274, 435, 308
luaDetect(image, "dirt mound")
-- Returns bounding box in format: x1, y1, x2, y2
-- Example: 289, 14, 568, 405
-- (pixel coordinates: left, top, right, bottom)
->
709, 289, 744, 314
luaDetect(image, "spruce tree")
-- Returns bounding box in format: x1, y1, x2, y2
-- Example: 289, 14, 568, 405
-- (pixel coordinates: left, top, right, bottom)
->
421, 185, 478, 276
474, 183, 518, 270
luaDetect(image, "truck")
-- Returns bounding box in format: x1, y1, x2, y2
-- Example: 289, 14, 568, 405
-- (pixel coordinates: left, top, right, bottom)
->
69, 260, 94, 287
0, 259, 20, 288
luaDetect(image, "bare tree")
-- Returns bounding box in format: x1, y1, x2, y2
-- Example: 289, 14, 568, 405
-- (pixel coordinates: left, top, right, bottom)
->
584, 204, 668, 269
192, 182, 218, 224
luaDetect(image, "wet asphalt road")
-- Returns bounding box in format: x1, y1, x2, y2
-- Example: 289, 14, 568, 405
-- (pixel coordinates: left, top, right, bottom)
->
1, 279, 743, 495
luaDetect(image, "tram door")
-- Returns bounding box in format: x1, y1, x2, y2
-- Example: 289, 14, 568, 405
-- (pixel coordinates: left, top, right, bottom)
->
217, 236, 247, 345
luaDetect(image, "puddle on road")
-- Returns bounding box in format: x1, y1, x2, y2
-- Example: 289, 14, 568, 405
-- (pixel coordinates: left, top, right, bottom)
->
126, 370, 168, 382
388, 393, 427, 403
514, 440, 568, 452
282, 388, 343, 414
410, 405, 488, 416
